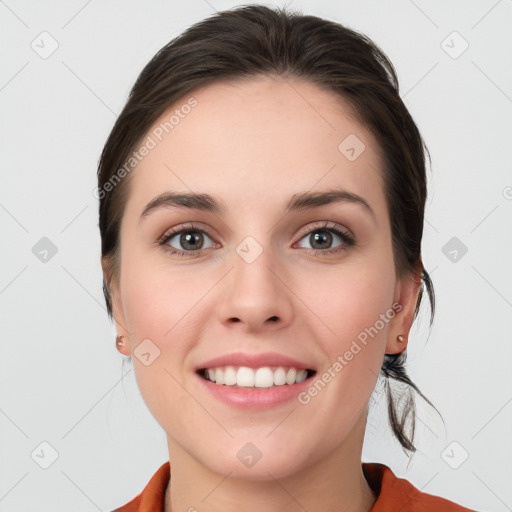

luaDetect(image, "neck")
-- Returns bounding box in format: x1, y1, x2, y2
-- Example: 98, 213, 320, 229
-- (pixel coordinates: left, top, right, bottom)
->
164, 413, 376, 512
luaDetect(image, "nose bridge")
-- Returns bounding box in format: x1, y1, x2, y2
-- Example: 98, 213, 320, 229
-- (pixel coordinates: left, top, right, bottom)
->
220, 229, 292, 329
232, 232, 279, 300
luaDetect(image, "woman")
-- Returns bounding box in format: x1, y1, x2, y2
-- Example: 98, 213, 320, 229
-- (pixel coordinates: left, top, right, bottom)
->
97, 5, 475, 511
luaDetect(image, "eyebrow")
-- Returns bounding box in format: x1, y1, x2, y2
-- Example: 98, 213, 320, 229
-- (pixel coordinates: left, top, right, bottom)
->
140, 187, 376, 221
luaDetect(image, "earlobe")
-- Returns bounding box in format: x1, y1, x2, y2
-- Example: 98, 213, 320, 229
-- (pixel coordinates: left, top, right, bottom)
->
115, 334, 130, 356
110, 288, 131, 357
101, 256, 130, 355
385, 262, 423, 355
386, 333, 408, 355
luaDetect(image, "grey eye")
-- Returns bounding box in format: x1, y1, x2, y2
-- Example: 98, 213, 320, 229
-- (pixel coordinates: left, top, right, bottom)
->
166, 230, 214, 251
297, 229, 345, 250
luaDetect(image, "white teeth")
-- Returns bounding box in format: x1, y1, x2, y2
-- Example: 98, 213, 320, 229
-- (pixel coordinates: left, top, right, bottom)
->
295, 369, 307, 383
202, 366, 312, 387
237, 367, 254, 387
223, 366, 237, 386
273, 367, 286, 386
285, 368, 297, 385
254, 367, 274, 388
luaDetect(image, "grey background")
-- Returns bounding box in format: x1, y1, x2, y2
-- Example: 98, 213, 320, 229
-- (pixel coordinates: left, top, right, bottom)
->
1, 0, 511, 510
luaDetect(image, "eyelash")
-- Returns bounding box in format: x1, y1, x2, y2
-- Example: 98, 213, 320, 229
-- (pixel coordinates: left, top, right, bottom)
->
158, 221, 355, 258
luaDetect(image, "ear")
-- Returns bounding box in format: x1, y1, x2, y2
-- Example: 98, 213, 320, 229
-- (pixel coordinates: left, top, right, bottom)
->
101, 256, 131, 356
385, 260, 423, 355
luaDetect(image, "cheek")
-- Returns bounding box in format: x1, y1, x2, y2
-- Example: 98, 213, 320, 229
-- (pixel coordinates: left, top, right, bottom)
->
118, 254, 200, 434
296, 258, 394, 403
120, 242, 203, 338
297, 256, 394, 345
118, 245, 222, 399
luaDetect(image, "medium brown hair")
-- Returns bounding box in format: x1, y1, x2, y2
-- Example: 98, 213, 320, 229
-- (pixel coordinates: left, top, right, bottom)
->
98, 4, 440, 455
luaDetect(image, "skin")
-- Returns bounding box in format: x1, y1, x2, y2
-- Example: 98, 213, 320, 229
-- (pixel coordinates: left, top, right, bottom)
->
104, 75, 421, 512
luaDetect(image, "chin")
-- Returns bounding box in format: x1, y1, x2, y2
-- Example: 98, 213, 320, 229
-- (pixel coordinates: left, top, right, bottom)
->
209, 453, 303, 481
190, 435, 315, 481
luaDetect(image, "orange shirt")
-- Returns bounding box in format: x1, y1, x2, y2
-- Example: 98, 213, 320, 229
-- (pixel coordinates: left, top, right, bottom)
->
112, 461, 475, 511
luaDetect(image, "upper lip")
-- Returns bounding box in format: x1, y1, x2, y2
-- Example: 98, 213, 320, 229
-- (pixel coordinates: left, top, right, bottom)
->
196, 352, 316, 371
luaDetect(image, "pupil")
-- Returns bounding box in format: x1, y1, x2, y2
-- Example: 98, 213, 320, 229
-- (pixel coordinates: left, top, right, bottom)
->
181, 231, 202, 250
312, 230, 331, 249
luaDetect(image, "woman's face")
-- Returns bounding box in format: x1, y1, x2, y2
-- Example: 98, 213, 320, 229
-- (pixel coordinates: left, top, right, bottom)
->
108, 75, 419, 479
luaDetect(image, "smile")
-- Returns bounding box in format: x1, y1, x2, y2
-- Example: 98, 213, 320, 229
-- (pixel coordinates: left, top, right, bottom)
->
198, 366, 317, 388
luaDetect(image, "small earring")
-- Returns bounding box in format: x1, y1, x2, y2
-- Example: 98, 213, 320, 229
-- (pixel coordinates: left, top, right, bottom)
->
116, 335, 125, 347
397, 334, 405, 342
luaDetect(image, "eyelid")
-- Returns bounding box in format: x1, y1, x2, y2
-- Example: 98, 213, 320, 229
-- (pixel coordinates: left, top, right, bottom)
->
295, 220, 353, 241
293, 221, 355, 253
158, 222, 215, 244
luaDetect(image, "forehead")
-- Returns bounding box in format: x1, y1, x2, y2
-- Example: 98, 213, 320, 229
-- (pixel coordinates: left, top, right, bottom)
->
126, 75, 386, 218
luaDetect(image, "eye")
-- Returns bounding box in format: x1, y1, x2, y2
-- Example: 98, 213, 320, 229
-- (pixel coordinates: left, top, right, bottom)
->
295, 222, 355, 254
158, 221, 355, 258
159, 223, 215, 256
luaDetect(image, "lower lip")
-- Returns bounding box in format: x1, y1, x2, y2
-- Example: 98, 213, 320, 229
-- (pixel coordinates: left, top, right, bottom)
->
196, 372, 315, 410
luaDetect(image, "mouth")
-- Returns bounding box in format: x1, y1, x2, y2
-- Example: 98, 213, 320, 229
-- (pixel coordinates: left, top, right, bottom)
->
196, 366, 317, 388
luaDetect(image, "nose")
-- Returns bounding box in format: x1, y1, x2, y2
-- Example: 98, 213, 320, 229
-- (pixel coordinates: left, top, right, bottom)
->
219, 242, 294, 333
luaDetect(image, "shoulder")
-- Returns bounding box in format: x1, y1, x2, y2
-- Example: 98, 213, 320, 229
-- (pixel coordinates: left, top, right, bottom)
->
363, 462, 476, 511
111, 461, 170, 512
